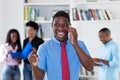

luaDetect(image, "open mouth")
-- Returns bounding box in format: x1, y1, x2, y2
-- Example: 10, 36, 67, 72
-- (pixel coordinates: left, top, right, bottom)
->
57, 32, 65, 38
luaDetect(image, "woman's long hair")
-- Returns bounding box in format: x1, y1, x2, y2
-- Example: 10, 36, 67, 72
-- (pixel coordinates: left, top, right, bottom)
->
6, 29, 22, 52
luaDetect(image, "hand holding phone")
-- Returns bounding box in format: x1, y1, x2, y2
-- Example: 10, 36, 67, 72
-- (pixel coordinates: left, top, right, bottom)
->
68, 26, 78, 45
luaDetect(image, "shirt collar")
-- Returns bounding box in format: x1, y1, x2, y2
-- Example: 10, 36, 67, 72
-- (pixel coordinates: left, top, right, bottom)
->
104, 39, 113, 46
52, 36, 71, 46
7, 43, 18, 52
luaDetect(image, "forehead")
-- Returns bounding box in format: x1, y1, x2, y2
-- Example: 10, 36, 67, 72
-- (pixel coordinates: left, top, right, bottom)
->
26, 26, 34, 30
99, 32, 107, 36
10, 32, 17, 36
54, 17, 68, 23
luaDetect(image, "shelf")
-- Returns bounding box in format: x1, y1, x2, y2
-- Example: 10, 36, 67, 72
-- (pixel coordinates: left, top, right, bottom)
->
44, 38, 51, 41
24, 20, 52, 24
24, 2, 70, 6
73, 1, 120, 5
72, 19, 120, 23
79, 75, 97, 79
71, 20, 120, 27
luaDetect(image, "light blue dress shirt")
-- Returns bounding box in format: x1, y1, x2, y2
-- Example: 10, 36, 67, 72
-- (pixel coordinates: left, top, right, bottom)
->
37, 37, 90, 80
98, 40, 119, 80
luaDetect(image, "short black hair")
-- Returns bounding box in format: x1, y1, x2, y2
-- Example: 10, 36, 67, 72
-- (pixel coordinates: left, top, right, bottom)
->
52, 11, 71, 25
99, 27, 111, 34
26, 21, 39, 31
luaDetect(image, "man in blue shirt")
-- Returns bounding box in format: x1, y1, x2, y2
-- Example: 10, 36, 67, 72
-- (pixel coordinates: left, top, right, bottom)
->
93, 28, 119, 80
28, 11, 93, 80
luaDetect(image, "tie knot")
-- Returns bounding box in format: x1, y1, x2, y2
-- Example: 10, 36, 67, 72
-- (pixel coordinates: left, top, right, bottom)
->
60, 42, 66, 47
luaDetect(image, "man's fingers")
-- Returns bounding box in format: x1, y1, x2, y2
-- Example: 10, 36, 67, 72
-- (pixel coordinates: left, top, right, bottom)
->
32, 47, 37, 53
28, 51, 38, 63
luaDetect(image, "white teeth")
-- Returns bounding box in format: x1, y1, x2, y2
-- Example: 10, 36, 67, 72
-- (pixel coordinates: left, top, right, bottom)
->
58, 32, 64, 34
58, 32, 65, 38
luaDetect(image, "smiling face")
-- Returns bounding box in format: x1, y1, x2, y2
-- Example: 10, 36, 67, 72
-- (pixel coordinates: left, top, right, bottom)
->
26, 26, 37, 38
10, 32, 18, 44
52, 16, 70, 42
98, 31, 111, 44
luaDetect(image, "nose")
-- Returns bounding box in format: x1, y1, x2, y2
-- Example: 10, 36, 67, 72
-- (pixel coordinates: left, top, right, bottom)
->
58, 25, 65, 30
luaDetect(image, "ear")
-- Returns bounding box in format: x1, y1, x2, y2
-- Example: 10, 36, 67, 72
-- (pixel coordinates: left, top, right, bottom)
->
51, 23, 54, 28
106, 33, 110, 37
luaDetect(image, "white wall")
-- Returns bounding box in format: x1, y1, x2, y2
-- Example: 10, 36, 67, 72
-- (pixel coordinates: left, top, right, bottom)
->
0, 0, 24, 45
0, 1, 24, 80
0, 0, 2, 44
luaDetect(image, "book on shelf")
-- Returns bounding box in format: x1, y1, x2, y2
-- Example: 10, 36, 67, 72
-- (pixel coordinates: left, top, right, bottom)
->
87, 9, 94, 20
24, 0, 32, 3
24, 6, 31, 21
82, 10, 89, 20
77, 8, 82, 20
72, 8, 77, 20
72, 8, 114, 21
72, 8, 83, 21
105, 9, 113, 20
91, 9, 99, 20
24, 6, 39, 21
96, 9, 102, 20
101, 9, 109, 20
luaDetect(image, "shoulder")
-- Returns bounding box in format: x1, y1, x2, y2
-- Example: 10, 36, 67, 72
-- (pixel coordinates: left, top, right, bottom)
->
35, 37, 44, 44
38, 39, 53, 48
77, 40, 85, 45
37, 37, 44, 42
77, 40, 88, 49
24, 38, 29, 43
0, 43, 9, 51
110, 40, 118, 47
41, 39, 53, 46
0, 43, 9, 48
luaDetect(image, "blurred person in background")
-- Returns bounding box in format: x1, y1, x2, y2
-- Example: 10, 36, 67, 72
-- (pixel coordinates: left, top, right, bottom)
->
23, 21, 44, 80
93, 27, 119, 80
0, 29, 22, 80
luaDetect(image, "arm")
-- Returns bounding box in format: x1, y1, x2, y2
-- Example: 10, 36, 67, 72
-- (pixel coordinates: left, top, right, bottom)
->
0, 46, 12, 62
108, 45, 119, 68
28, 48, 45, 80
93, 58, 109, 66
0, 46, 6, 62
68, 27, 93, 71
93, 45, 119, 68
32, 66, 45, 80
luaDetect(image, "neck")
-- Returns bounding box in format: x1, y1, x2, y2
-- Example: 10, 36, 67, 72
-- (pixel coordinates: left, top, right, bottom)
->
29, 36, 36, 42
10, 43, 16, 50
104, 39, 112, 44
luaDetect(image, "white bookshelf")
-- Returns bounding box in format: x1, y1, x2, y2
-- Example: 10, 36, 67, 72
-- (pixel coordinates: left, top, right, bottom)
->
23, 0, 120, 79
24, 0, 70, 40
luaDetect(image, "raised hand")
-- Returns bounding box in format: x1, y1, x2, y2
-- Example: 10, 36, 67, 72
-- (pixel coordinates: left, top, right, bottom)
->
68, 27, 78, 45
93, 58, 101, 63
28, 48, 38, 67
6, 50, 12, 57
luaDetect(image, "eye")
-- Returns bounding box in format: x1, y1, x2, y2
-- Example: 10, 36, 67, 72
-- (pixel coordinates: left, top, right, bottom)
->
53, 23, 69, 28
54, 23, 60, 27
64, 24, 69, 27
